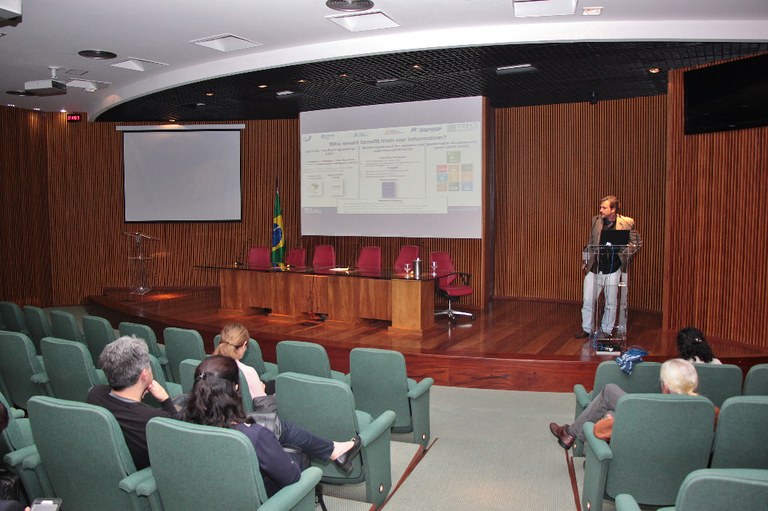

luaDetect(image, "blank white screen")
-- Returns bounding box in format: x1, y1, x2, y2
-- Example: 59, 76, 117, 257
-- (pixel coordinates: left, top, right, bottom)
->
300, 97, 483, 238
123, 130, 241, 222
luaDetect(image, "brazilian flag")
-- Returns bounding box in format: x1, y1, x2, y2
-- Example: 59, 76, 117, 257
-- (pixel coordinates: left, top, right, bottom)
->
271, 187, 285, 268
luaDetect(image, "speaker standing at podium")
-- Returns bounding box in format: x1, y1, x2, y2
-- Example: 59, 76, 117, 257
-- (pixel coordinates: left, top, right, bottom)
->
575, 195, 642, 338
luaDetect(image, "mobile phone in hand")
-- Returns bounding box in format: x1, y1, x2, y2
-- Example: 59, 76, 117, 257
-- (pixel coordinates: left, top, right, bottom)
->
30, 498, 62, 511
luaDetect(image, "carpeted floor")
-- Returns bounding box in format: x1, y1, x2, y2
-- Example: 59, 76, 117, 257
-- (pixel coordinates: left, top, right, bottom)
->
382, 386, 575, 511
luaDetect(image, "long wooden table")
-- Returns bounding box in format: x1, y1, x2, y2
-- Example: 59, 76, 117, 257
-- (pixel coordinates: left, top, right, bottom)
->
209, 266, 436, 334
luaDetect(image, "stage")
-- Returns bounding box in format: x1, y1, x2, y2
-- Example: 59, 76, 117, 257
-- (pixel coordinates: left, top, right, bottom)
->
87, 287, 768, 392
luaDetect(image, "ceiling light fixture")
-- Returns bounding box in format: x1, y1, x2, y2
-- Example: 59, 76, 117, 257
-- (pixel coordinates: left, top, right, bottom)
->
496, 63, 537, 75
205, 91, 215, 96
648, 67, 661, 74
78, 50, 118, 60
257, 84, 268, 89
326, 0, 374, 12
582, 6, 603, 16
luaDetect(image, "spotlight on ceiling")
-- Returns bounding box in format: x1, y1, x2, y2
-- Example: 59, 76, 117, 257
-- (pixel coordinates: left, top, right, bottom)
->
78, 49, 118, 60
326, 0, 374, 12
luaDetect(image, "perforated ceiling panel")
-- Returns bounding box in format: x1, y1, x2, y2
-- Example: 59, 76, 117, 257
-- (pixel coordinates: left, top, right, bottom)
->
96, 41, 768, 122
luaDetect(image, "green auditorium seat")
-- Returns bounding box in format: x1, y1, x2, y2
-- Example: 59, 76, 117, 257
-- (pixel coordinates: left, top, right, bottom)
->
0, 331, 50, 409
276, 340, 348, 384
710, 395, 768, 469
214, 334, 278, 381
82, 315, 117, 365
694, 363, 743, 407
22, 306, 53, 354
163, 327, 206, 384
41, 337, 107, 402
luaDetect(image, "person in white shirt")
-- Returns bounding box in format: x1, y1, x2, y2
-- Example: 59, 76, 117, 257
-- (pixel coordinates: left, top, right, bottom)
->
213, 322, 270, 398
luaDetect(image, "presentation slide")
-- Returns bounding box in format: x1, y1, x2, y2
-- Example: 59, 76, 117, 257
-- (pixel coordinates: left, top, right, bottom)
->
122, 129, 242, 222
300, 97, 483, 238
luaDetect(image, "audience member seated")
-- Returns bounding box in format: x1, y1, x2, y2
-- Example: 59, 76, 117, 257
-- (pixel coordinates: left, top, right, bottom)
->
181, 356, 361, 497
0, 403, 28, 511
677, 326, 722, 364
213, 322, 271, 398
86, 335, 182, 470
550, 358, 707, 448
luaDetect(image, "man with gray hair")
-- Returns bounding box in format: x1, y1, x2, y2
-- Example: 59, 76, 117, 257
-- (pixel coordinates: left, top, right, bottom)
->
87, 335, 181, 470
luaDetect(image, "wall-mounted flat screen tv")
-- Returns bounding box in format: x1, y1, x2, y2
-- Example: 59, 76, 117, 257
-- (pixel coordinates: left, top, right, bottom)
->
684, 53, 768, 135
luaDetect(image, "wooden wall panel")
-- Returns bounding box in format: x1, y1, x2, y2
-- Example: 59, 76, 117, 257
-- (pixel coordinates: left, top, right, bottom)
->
664, 67, 768, 346
0, 107, 52, 306
493, 97, 666, 312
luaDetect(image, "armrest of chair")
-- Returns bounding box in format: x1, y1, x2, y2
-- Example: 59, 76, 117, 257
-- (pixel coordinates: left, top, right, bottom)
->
259, 466, 322, 511
582, 422, 614, 511
614, 494, 642, 511
3, 444, 38, 469
30, 372, 49, 384
131, 469, 165, 511
359, 410, 396, 447
407, 377, 433, 399
574, 384, 592, 410
584, 422, 613, 462
359, 410, 396, 506
119, 467, 155, 494
262, 362, 279, 381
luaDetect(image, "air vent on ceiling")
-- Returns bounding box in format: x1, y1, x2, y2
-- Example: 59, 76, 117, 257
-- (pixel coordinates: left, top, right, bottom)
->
513, 0, 577, 18
190, 34, 263, 52
327, 10, 399, 32
110, 58, 168, 72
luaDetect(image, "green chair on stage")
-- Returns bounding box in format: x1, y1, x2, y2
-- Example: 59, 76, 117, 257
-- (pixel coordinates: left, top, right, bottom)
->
163, 327, 206, 384
144, 417, 322, 511
350, 347, 433, 449
276, 372, 395, 506
615, 468, 768, 511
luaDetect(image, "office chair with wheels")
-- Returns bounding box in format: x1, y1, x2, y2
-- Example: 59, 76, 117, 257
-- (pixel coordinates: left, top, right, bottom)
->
429, 251, 475, 322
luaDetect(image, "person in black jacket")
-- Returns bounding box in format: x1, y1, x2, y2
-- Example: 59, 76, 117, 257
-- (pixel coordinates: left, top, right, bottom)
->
86, 336, 182, 470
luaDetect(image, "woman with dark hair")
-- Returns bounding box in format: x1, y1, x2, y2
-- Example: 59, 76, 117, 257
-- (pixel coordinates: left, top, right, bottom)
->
677, 327, 722, 364
181, 356, 361, 496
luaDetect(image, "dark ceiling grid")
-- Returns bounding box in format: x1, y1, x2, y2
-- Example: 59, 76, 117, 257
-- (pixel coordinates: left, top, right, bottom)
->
96, 41, 768, 123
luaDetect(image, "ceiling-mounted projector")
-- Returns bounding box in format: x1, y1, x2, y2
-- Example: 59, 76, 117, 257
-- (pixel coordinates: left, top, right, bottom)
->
24, 65, 67, 96
25, 78, 67, 96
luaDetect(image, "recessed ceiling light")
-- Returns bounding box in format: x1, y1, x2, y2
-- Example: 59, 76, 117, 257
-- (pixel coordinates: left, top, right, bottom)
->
60, 109, 67, 113
258, 84, 268, 89
338, 72, 349, 78
496, 63, 537, 75
582, 6, 603, 16
296, 79, 308, 84
33, 108, 40, 111
648, 67, 661, 74
411, 64, 423, 70
276, 90, 295, 96
78, 49, 118, 60
6, 103, 14, 107
205, 91, 215, 96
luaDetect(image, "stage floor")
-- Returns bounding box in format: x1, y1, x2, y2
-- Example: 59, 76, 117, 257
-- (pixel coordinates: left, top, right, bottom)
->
87, 287, 768, 392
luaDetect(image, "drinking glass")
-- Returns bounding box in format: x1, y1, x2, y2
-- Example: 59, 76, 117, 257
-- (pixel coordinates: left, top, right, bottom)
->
403, 263, 411, 278
430, 260, 438, 276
